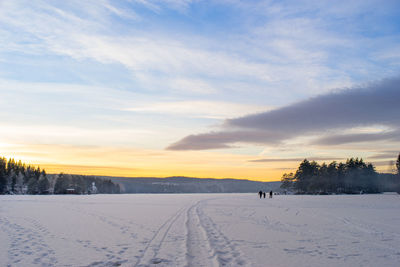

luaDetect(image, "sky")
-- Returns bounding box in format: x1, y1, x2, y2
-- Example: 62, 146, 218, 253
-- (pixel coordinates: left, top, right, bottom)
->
1, 0, 400, 181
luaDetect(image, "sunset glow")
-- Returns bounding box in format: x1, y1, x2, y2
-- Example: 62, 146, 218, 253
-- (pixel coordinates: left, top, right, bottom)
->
1, 1, 400, 181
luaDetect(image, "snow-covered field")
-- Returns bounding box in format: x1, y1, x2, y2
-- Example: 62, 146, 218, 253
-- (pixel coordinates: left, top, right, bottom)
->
1, 194, 400, 267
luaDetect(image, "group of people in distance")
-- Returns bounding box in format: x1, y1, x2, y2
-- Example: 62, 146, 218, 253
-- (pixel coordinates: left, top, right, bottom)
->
258, 190, 273, 199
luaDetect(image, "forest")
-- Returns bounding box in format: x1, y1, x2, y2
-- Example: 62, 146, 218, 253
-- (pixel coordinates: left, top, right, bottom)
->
0, 157, 120, 194
281, 154, 400, 194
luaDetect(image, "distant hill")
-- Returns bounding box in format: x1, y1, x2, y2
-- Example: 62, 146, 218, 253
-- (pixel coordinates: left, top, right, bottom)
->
100, 176, 281, 194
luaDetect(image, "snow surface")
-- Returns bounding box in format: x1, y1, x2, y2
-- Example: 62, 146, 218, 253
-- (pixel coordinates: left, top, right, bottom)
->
1, 194, 400, 267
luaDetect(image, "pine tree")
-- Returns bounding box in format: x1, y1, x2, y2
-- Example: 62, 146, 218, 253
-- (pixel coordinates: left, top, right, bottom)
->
27, 177, 38, 194
48, 175, 56, 194
395, 153, 400, 193
37, 175, 50, 194
280, 173, 294, 190
0, 157, 7, 193
54, 173, 70, 194
14, 172, 24, 194
10, 169, 18, 193
327, 161, 338, 193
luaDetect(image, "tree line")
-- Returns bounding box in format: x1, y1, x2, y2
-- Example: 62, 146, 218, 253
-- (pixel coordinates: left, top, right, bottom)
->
281, 154, 400, 194
0, 157, 120, 194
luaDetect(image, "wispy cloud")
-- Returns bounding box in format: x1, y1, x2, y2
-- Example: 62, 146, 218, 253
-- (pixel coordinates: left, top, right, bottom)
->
248, 157, 343, 163
367, 151, 400, 160
0, 1, 275, 95
314, 130, 400, 146
125, 100, 270, 119
132, 0, 194, 13
2, 0, 397, 102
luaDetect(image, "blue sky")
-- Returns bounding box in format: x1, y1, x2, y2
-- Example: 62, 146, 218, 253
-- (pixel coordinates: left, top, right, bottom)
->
1, 0, 400, 180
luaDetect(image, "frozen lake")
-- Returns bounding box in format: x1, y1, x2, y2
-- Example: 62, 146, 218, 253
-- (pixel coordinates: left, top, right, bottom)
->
1, 194, 400, 266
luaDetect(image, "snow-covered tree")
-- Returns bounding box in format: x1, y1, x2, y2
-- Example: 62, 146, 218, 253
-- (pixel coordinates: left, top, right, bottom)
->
27, 177, 38, 194
6, 169, 16, 193
0, 157, 7, 193
37, 175, 50, 194
14, 172, 24, 194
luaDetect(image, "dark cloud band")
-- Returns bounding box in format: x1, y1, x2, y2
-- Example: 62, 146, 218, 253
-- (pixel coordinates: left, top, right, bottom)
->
168, 76, 400, 150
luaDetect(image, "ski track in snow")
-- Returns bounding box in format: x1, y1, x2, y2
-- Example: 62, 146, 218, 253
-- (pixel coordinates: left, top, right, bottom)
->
135, 198, 248, 267
134, 206, 186, 267
1, 194, 400, 266
185, 200, 217, 267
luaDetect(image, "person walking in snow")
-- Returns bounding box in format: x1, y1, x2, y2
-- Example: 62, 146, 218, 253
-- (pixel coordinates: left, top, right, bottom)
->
263, 192, 266, 198
269, 190, 273, 198
258, 190, 263, 199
